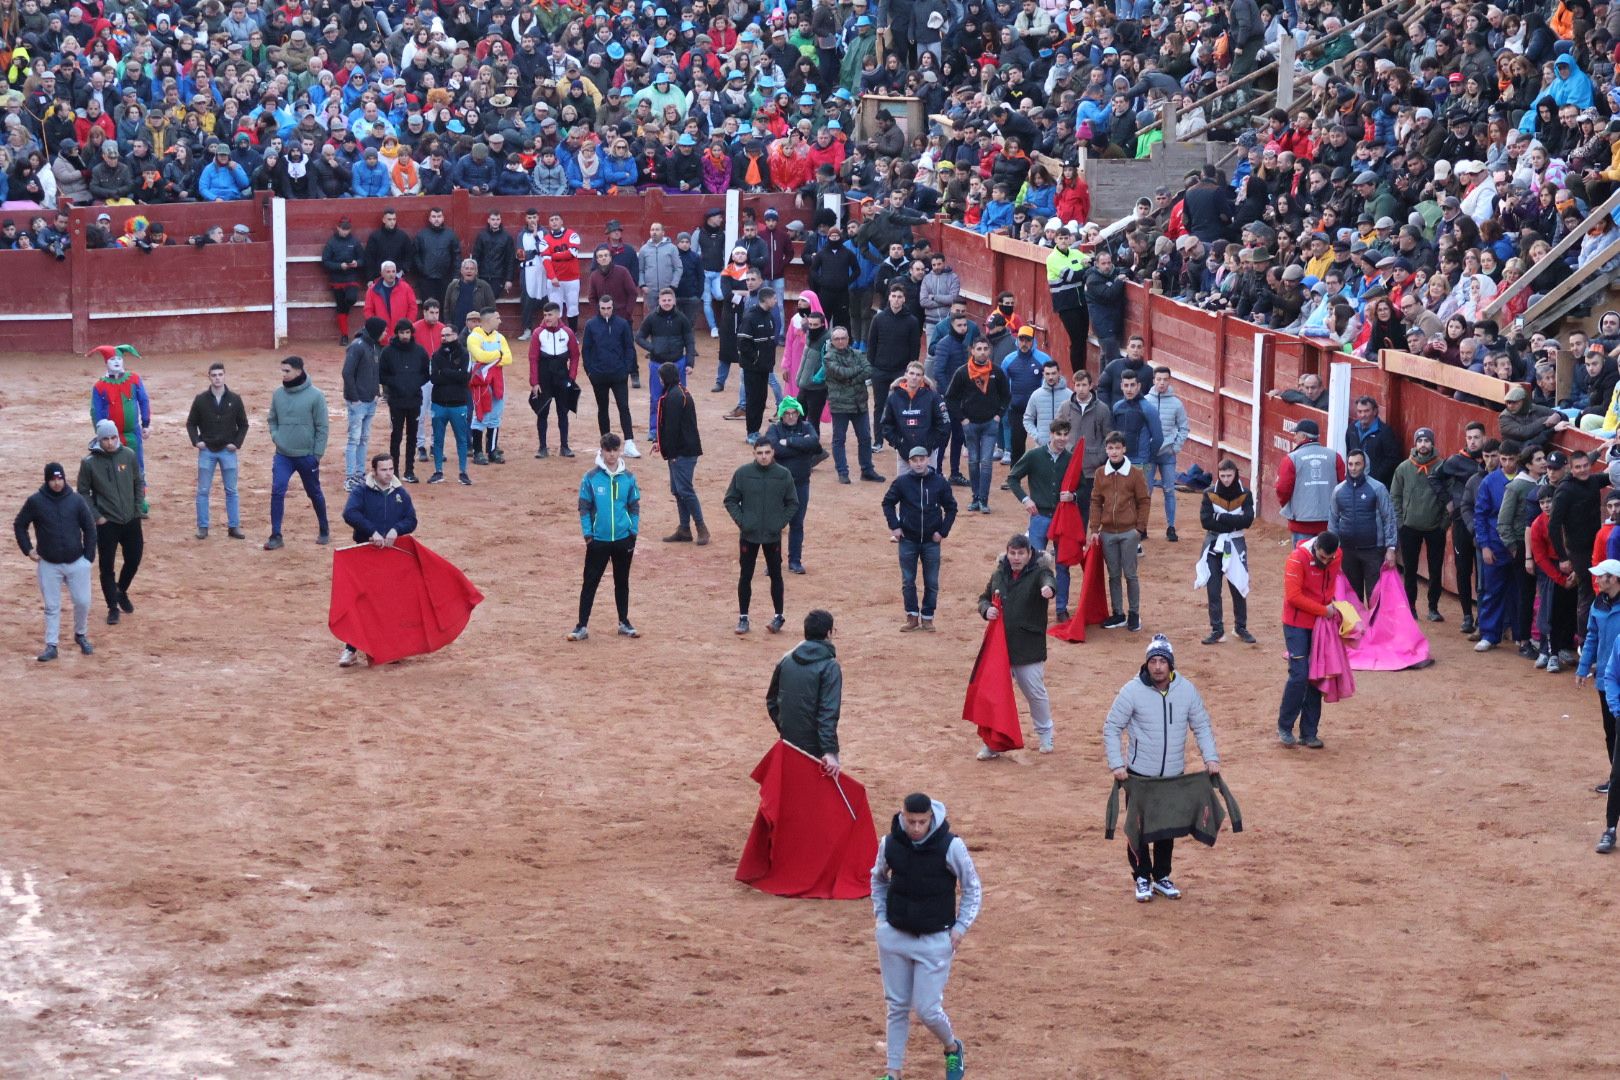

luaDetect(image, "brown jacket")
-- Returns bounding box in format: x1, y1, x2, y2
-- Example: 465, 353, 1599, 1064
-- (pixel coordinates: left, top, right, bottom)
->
1090, 460, 1151, 534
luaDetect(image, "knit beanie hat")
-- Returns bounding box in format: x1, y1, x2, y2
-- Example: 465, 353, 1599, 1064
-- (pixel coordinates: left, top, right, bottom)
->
364, 316, 388, 341
44, 462, 65, 481
1145, 634, 1175, 668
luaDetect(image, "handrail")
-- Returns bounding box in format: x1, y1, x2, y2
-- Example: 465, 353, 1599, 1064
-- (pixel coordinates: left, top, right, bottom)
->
1137, 0, 1415, 140
1518, 232, 1620, 332
1482, 186, 1620, 320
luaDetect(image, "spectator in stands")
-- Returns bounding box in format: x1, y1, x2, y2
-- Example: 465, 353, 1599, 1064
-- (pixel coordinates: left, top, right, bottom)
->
1267, 372, 1328, 410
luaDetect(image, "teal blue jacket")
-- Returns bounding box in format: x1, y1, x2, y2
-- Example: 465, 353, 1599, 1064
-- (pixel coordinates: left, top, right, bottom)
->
578, 457, 641, 541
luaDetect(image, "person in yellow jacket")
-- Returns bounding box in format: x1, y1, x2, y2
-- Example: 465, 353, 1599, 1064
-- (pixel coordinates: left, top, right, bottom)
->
1045, 225, 1090, 375
465, 309, 513, 464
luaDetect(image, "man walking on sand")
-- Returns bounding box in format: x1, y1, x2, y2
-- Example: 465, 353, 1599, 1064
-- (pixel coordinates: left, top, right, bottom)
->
185, 361, 250, 540
77, 420, 143, 627
724, 439, 799, 635
977, 533, 1057, 757
1103, 633, 1221, 902
14, 462, 96, 661
871, 790, 978, 1080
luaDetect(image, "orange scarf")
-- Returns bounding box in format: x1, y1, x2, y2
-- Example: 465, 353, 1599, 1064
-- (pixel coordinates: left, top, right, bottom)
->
968, 355, 992, 392
744, 154, 762, 186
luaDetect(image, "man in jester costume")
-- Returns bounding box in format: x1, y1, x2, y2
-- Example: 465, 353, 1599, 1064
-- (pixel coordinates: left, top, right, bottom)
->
89, 345, 151, 515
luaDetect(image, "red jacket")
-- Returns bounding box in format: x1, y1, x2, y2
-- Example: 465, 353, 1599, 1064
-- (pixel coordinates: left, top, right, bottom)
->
1283, 539, 1342, 629
363, 278, 419, 342
1531, 515, 1574, 582
1054, 177, 1091, 225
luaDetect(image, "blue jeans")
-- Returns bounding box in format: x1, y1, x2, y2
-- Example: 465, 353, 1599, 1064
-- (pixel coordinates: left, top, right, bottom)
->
345, 399, 377, 481
668, 456, 704, 529
788, 476, 810, 564
964, 419, 999, 505
1149, 455, 1177, 527
270, 452, 328, 537
831, 412, 874, 477
196, 447, 240, 529
1278, 623, 1321, 740
898, 537, 942, 617
647, 356, 688, 442
1026, 512, 1071, 611
770, 276, 786, 340
432, 403, 471, 473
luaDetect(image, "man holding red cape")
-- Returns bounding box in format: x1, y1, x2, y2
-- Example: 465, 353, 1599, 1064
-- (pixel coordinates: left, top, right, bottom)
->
1045, 430, 1112, 642
737, 609, 878, 898
968, 534, 1057, 759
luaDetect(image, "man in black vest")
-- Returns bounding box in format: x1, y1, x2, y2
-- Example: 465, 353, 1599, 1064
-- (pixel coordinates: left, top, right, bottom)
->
871, 792, 981, 1080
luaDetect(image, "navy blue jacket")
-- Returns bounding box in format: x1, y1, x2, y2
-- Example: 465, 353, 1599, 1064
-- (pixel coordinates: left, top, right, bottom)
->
675, 247, 705, 299
881, 466, 960, 542
342, 479, 418, 543
582, 315, 637, 380
1110, 394, 1164, 465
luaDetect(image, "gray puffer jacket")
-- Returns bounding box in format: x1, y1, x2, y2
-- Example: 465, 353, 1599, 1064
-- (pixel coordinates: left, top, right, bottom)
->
1102, 667, 1219, 777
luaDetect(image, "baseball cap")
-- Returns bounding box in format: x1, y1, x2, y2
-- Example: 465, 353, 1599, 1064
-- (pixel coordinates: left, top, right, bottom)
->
1594, 559, 1620, 578
908, 445, 930, 459
1017, 325, 1035, 338
1547, 451, 1569, 469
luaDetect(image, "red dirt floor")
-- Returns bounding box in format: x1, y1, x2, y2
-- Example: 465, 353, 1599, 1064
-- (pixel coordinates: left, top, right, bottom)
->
0, 341, 1614, 1078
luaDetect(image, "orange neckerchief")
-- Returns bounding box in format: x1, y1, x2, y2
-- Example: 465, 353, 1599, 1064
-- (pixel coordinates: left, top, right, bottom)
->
968, 354, 992, 392
744, 154, 762, 186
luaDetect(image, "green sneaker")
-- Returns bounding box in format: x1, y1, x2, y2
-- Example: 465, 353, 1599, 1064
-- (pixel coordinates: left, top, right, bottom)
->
945, 1039, 965, 1080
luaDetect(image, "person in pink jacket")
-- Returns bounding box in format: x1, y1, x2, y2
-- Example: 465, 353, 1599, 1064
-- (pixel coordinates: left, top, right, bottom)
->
781, 289, 824, 395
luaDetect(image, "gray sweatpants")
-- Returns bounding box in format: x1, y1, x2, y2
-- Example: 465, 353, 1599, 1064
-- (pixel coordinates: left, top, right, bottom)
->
876, 922, 957, 1072
1102, 529, 1141, 615
1012, 662, 1053, 740
38, 557, 92, 645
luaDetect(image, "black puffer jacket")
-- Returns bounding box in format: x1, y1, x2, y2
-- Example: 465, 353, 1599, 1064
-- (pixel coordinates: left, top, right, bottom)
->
13, 482, 96, 564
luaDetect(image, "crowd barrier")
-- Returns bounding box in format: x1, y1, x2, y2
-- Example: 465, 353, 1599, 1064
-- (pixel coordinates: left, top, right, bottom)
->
7, 207, 1604, 554
0, 191, 811, 355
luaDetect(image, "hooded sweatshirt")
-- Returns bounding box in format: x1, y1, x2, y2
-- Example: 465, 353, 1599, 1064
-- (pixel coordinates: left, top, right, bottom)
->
870, 799, 982, 937
782, 289, 825, 392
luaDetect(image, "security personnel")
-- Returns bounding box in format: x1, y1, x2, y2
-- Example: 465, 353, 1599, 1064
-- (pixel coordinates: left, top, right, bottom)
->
1046, 224, 1089, 376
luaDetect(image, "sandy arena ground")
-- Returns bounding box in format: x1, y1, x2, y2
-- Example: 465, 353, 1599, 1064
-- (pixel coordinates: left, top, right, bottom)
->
0, 340, 1615, 1079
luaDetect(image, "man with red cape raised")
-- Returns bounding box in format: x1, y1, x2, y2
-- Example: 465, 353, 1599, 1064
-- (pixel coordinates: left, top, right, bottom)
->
966, 534, 1057, 759
737, 609, 878, 898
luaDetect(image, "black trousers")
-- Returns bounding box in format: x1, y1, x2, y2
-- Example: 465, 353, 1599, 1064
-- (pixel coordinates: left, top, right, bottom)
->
532, 387, 571, 450
1205, 550, 1248, 632
1075, 475, 1095, 531
1055, 305, 1090, 376
739, 539, 784, 616
97, 518, 143, 610
798, 384, 828, 433
591, 376, 634, 438
744, 367, 771, 435
1398, 524, 1447, 613
1511, 547, 1535, 643
1341, 546, 1384, 606
1124, 771, 1174, 881
579, 536, 634, 626
1452, 521, 1477, 619
1009, 412, 1029, 463
389, 404, 420, 474
421, 277, 448, 312
821, 289, 851, 336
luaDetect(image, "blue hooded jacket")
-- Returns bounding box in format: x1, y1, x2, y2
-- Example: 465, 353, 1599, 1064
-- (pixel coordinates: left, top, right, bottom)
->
351, 157, 391, 197
578, 454, 641, 542
1520, 55, 1594, 132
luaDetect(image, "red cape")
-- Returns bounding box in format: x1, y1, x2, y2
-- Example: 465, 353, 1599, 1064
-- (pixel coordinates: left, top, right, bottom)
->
328, 537, 485, 665
735, 740, 877, 899
1046, 437, 1088, 566
1049, 542, 1111, 642
963, 598, 1023, 750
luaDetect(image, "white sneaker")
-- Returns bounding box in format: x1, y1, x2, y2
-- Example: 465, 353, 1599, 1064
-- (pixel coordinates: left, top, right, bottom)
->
1134, 877, 1153, 902
1474, 639, 1497, 652
623, 438, 641, 458
1547, 656, 1563, 673
1534, 653, 1548, 669
518, 329, 531, 341
975, 746, 1001, 761
338, 646, 359, 667
1038, 737, 1053, 754
1152, 877, 1182, 899
709, 326, 720, 338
